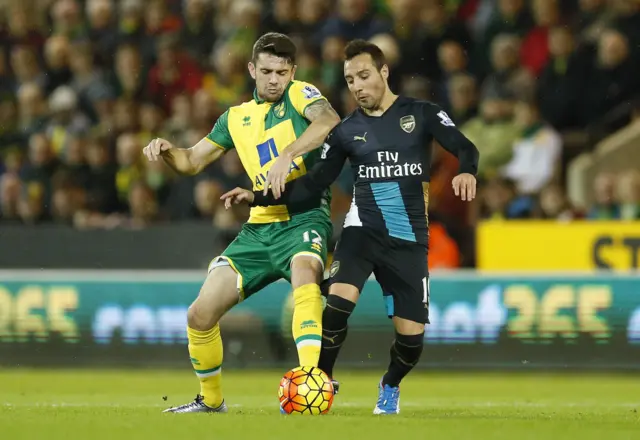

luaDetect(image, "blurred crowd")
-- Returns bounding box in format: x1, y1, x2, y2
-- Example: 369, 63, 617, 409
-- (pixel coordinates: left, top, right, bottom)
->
0, 0, 640, 268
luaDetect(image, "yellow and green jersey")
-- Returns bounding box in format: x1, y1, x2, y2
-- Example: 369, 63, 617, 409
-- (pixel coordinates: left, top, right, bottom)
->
206, 80, 331, 224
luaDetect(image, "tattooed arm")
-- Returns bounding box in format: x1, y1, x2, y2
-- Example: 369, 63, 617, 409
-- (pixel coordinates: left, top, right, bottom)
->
282, 99, 341, 159
264, 97, 341, 197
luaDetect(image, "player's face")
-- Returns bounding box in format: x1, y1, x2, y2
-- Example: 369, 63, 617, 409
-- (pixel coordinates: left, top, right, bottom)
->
249, 53, 296, 103
344, 54, 389, 110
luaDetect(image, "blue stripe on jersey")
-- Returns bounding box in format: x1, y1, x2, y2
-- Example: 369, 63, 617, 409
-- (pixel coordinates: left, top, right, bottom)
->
370, 182, 417, 242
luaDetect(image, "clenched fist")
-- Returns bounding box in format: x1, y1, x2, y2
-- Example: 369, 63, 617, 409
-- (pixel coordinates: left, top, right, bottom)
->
143, 138, 173, 161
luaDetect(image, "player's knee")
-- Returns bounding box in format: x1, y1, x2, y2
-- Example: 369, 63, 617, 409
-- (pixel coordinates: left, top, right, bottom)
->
291, 256, 323, 288
393, 316, 426, 335
323, 294, 356, 330
393, 332, 424, 366
187, 267, 239, 331
328, 283, 360, 304
187, 300, 218, 331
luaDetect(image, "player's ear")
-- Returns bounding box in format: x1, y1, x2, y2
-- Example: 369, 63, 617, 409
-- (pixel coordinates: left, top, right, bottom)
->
248, 62, 256, 80
290, 64, 297, 80
380, 64, 389, 80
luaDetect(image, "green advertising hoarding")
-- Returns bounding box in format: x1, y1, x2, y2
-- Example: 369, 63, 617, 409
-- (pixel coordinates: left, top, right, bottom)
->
0, 270, 639, 369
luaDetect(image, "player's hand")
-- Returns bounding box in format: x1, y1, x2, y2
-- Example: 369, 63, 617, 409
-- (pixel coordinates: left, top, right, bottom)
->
220, 187, 255, 209
143, 138, 173, 161
452, 173, 477, 201
264, 152, 292, 199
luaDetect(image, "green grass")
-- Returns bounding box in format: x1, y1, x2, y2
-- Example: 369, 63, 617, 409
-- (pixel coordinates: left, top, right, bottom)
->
1, 369, 639, 439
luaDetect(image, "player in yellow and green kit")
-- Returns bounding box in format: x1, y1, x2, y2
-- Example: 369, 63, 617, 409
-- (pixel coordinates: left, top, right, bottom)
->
142, 33, 341, 413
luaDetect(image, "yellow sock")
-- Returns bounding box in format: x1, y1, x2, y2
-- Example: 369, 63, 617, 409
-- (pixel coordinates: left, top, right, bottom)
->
291, 283, 323, 367
188, 324, 224, 408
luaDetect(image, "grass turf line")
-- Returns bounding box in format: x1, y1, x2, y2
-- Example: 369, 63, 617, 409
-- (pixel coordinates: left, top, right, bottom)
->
1, 369, 639, 440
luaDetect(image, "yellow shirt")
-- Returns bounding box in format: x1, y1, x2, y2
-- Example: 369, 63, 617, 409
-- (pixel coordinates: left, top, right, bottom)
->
206, 80, 331, 224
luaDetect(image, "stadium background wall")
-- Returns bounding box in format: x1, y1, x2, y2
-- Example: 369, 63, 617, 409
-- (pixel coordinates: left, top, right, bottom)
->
1, 270, 640, 371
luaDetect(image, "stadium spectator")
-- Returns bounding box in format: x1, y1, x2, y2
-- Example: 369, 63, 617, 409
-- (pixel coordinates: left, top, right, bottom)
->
11, 45, 46, 92
147, 35, 203, 114
179, 0, 215, 64
461, 93, 519, 180
581, 29, 639, 125
537, 26, 588, 129
536, 184, 583, 220
436, 40, 470, 106
520, 0, 562, 76
476, 0, 532, 77
85, 0, 119, 68
446, 73, 478, 125
0, 173, 22, 223
610, 0, 640, 56
84, 135, 118, 214
574, 0, 613, 45
45, 86, 91, 155
320, 0, 391, 45
502, 99, 562, 195
617, 170, 640, 220
419, 0, 472, 81
388, 0, 426, 79
587, 172, 620, 220
482, 33, 536, 102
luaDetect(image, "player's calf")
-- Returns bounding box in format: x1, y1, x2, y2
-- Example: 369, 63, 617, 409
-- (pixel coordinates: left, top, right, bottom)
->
180, 264, 240, 412
317, 291, 356, 379
291, 255, 325, 367
382, 331, 424, 388
374, 331, 424, 415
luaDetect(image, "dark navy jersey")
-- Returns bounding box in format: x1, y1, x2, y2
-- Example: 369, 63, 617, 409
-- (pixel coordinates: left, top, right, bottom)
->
252, 96, 479, 246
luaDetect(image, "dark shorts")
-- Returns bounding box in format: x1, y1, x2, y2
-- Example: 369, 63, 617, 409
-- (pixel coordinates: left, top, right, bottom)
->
329, 226, 430, 324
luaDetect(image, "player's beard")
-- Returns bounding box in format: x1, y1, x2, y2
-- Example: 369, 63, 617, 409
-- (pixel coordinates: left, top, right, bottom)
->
259, 85, 285, 103
357, 93, 383, 111
356, 81, 386, 111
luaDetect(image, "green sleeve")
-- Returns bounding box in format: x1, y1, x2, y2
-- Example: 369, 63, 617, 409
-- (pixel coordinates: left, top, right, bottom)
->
205, 110, 234, 151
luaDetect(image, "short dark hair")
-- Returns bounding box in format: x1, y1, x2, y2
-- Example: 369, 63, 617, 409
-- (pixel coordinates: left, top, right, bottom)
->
344, 39, 386, 70
252, 33, 297, 64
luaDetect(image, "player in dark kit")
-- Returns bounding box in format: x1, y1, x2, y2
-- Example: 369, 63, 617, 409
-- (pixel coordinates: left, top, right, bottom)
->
221, 40, 479, 415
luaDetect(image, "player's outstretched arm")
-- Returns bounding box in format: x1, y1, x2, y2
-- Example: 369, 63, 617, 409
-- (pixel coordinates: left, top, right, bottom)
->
143, 137, 224, 176
222, 131, 347, 208
424, 103, 480, 201
284, 99, 341, 159
220, 164, 338, 209
265, 85, 341, 199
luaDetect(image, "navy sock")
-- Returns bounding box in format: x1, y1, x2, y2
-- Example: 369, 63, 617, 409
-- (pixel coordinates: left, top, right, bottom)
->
317, 295, 355, 379
382, 332, 424, 388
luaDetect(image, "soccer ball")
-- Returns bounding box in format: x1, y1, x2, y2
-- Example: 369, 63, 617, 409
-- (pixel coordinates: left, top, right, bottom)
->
278, 366, 334, 415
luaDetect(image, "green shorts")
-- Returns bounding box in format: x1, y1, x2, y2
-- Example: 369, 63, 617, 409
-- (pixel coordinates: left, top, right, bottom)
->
208, 210, 332, 300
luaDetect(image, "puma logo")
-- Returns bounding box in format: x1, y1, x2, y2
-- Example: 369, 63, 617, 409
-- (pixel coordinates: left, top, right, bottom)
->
322, 334, 336, 344
353, 132, 367, 142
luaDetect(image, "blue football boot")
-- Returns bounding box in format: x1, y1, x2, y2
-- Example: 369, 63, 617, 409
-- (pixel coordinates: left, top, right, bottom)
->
373, 380, 400, 415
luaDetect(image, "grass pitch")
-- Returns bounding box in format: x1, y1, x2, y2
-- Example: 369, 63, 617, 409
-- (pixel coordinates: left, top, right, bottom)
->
1, 369, 639, 440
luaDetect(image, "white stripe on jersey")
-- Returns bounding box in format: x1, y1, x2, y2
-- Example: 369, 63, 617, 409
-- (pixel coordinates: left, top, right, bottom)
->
344, 187, 363, 228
